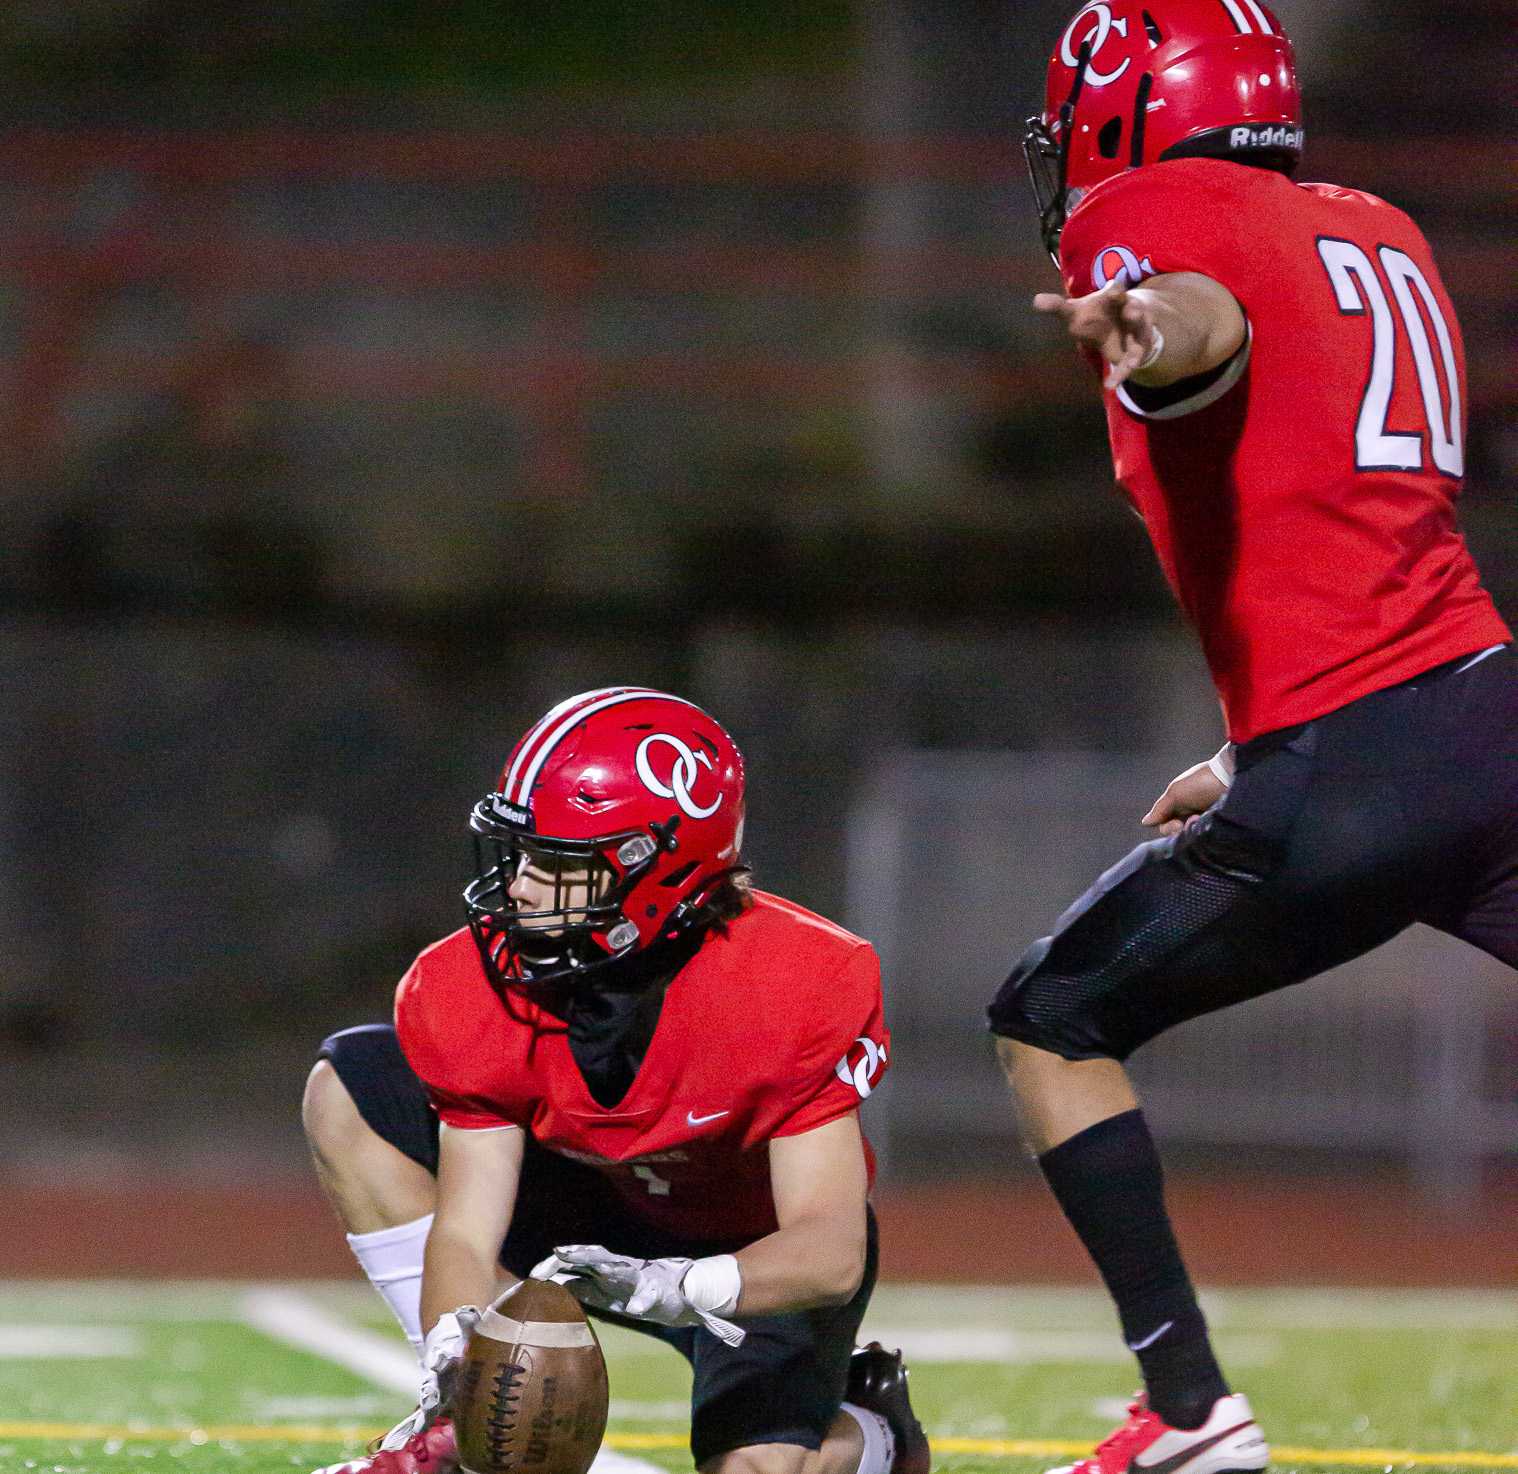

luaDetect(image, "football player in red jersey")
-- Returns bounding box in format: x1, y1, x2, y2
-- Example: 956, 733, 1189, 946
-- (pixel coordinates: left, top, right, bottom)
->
988, 4, 1516, 1473
302, 688, 929, 1474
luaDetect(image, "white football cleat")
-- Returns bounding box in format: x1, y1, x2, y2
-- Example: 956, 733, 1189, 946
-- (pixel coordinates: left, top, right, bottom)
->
1048, 1394, 1268, 1474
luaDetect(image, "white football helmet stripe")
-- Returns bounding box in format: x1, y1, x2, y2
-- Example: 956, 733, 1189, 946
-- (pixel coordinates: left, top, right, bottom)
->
509, 689, 707, 807
1239, 0, 1273, 33
1218, 0, 1254, 33
503, 686, 655, 804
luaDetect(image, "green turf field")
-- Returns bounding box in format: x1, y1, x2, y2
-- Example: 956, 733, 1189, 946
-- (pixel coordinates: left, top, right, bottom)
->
2, 1282, 1514, 1474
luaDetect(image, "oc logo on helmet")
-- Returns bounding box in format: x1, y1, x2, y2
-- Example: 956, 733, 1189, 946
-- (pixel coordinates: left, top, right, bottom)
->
635, 734, 722, 819
1060, 3, 1131, 87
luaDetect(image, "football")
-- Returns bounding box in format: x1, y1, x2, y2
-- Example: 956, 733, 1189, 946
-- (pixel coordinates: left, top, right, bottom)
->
453, 1277, 610, 1474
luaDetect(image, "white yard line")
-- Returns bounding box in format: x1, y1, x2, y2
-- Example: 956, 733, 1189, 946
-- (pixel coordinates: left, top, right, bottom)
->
868, 1327, 1129, 1364
588, 1449, 677, 1474
609, 1400, 694, 1422
249, 1395, 399, 1419
0, 1325, 141, 1358
239, 1288, 671, 1474
0, 1280, 378, 1321
240, 1288, 418, 1393
1200, 1288, 1518, 1331
7, 1280, 1518, 1330
864, 1283, 1518, 1332
862, 1326, 1280, 1367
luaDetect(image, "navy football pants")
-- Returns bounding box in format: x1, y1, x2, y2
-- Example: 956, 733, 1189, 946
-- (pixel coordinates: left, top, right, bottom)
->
989, 646, 1517, 1060
319, 1023, 877, 1465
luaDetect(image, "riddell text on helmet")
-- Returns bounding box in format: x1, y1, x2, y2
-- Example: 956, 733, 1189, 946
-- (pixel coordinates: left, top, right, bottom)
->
1229, 124, 1304, 149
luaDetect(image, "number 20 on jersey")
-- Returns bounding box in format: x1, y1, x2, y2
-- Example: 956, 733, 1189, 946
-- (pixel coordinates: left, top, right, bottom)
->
1317, 237, 1463, 478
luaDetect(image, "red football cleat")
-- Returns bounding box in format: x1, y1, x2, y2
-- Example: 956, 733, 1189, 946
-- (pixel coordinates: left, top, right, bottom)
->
1048, 1395, 1267, 1474
312, 1416, 458, 1474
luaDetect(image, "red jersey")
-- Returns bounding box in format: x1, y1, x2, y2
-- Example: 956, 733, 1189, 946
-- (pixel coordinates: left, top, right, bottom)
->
394, 890, 888, 1243
1059, 158, 1509, 743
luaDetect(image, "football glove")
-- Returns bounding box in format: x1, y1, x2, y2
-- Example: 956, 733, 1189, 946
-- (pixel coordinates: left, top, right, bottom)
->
377, 1305, 480, 1451
531, 1245, 745, 1346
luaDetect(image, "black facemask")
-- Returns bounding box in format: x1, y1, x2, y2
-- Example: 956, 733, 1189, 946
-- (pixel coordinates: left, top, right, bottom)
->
1023, 38, 1093, 264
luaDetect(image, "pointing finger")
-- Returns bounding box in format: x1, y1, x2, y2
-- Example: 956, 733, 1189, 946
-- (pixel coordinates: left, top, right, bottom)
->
1105, 346, 1142, 389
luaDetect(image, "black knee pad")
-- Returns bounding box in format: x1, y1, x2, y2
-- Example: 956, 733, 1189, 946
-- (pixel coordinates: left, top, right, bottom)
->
987, 935, 1124, 1061
317, 1023, 440, 1173
989, 822, 1299, 1062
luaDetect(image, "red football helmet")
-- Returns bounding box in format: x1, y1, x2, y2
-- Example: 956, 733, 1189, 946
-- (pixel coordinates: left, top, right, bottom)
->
1025, 0, 1303, 259
464, 687, 747, 992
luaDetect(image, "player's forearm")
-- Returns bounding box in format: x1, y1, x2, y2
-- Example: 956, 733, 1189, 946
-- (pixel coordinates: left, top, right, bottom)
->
1127, 272, 1246, 387
732, 1212, 867, 1314
419, 1224, 501, 1334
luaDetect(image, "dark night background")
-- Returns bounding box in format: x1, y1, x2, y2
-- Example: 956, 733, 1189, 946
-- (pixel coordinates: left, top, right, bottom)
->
0, 0, 1511, 1206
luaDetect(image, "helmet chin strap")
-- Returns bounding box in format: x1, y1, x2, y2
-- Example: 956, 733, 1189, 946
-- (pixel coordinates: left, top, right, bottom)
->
1063, 36, 1093, 132
553, 861, 751, 996
1052, 39, 1091, 225
1032, 37, 1093, 264
1130, 72, 1153, 168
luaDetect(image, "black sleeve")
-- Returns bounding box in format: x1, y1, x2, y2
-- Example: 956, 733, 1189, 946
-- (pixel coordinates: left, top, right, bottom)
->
1121, 334, 1248, 415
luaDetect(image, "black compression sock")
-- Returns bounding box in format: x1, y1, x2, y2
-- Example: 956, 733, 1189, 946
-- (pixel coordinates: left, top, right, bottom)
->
1038, 1108, 1228, 1429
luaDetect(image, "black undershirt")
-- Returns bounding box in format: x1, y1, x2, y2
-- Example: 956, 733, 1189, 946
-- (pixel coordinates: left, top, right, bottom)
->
1121, 338, 1242, 414
563, 929, 705, 1108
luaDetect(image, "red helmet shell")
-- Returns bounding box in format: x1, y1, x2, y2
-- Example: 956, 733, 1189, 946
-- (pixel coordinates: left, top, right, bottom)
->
1042, 0, 1302, 199
493, 686, 745, 950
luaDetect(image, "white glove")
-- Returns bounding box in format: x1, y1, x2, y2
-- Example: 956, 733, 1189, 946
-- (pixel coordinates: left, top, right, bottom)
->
377, 1305, 481, 1451
531, 1244, 745, 1346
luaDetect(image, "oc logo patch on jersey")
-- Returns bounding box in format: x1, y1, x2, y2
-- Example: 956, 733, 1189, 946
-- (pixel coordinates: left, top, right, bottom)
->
834, 1036, 888, 1100
1093, 244, 1156, 290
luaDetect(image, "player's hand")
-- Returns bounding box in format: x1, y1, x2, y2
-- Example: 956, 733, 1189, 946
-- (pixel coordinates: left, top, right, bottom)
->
1034, 279, 1161, 389
1142, 759, 1229, 837
377, 1305, 481, 1450
530, 1244, 635, 1314
531, 1245, 745, 1346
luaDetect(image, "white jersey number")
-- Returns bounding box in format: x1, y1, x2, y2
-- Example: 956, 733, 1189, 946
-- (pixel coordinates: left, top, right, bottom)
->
1316, 238, 1463, 478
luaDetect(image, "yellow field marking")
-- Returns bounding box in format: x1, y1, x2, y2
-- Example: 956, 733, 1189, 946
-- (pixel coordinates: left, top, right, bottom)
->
0, 1422, 370, 1444
0, 1424, 1514, 1468
933, 1438, 1518, 1469
1270, 1451, 1518, 1472
1, 1424, 671, 1447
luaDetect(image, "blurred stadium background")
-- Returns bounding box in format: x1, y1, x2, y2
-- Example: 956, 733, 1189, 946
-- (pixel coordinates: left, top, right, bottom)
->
0, 0, 1513, 1282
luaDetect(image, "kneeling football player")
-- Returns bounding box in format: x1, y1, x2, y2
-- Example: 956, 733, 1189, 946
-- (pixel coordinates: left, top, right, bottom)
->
303, 687, 930, 1474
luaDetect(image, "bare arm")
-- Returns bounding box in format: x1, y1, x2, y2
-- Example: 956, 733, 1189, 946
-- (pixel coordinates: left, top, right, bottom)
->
731, 1112, 870, 1315
1034, 270, 1246, 390
419, 1122, 525, 1335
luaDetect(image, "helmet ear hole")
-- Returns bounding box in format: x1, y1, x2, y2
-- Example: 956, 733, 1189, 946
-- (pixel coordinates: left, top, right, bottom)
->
1097, 116, 1123, 159
660, 860, 699, 889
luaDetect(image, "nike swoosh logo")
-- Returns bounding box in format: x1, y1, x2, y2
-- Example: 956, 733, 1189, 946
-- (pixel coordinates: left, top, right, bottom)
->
686, 1109, 731, 1126
1133, 1421, 1257, 1474
1126, 1319, 1174, 1351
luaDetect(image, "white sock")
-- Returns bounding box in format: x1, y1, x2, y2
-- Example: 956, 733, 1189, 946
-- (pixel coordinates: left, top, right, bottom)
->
346, 1213, 433, 1359
841, 1402, 896, 1474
